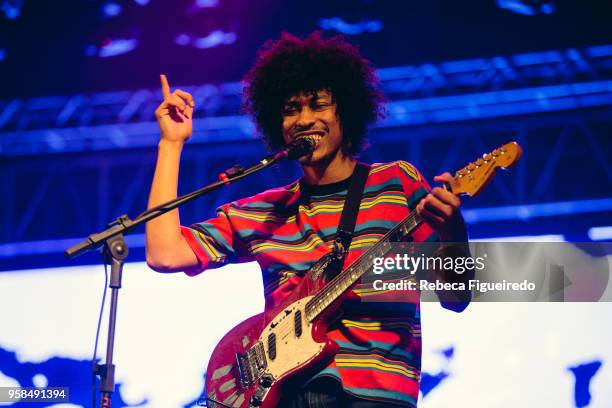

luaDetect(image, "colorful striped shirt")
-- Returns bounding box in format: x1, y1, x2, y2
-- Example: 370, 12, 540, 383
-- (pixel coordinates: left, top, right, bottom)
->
181, 160, 438, 407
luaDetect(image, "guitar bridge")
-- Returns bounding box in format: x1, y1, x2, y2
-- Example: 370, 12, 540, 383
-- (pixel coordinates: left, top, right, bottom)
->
236, 341, 267, 387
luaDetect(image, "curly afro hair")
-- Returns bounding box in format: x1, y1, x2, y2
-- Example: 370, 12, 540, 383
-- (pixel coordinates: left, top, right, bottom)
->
242, 32, 385, 156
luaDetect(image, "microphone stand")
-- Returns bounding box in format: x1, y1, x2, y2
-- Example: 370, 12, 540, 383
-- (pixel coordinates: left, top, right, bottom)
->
65, 139, 312, 408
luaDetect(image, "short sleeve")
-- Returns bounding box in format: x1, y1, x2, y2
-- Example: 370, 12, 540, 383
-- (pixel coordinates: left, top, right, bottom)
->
180, 203, 253, 276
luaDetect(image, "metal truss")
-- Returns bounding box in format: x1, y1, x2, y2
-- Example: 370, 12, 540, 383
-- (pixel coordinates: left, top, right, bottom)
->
1, 44, 611, 155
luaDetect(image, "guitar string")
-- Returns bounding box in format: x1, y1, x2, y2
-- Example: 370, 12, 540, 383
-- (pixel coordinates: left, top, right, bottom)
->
306, 210, 422, 321
252, 187, 468, 364
256, 171, 477, 351
259, 192, 429, 347
260, 210, 422, 348
261, 209, 422, 345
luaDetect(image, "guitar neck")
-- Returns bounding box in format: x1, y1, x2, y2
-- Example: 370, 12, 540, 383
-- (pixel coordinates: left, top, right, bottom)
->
303, 141, 523, 323
304, 209, 423, 322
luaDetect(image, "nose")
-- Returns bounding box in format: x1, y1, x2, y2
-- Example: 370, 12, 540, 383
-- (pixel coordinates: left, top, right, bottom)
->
296, 107, 316, 130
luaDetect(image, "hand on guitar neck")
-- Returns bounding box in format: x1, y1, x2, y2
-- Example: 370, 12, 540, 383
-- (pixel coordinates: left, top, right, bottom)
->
416, 141, 523, 242
416, 171, 468, 242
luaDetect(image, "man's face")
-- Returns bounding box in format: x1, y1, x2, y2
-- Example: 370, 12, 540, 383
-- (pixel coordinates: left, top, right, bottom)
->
281, 89, 344, 165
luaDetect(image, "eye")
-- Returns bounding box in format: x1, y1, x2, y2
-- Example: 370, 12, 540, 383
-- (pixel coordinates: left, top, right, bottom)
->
282, 106, 298, 115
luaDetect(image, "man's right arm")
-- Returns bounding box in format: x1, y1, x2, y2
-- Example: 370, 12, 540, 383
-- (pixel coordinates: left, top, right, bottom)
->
146, 75, 199, 272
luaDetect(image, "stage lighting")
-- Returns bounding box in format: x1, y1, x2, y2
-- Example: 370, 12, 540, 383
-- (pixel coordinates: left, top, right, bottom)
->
85, 38, 139, 58
195, 0, 219, 8
102, 1, 122, 18
175, 30, 237, 49
99, 38, 138, 57
496, 0, 556, 16
319, 17, 383, 35
1, 0, 22, 19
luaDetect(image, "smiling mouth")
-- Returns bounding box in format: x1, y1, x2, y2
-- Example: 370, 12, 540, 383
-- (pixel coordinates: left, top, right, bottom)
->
293, 130, 325, 146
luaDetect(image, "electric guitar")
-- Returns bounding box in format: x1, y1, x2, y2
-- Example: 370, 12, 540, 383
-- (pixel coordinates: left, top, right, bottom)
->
203, 141, 522, 408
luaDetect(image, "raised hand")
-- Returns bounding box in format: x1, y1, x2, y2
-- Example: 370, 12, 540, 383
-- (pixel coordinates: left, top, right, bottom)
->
154, 74, 195, 143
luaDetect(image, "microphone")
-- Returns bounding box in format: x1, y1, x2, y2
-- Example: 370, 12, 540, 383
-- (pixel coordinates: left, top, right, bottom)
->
273, 135, 317, 161
221, 135, 317, 184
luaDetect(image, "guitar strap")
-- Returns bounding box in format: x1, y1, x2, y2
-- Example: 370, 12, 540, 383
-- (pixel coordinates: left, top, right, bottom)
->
335, 162, 371, 253
325, 162, 370, 278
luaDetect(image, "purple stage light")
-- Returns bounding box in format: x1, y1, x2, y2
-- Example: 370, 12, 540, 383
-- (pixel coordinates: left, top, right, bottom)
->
98, 38, 139, 57
102, 2, 122, 18
195, 0, 219, 8
191, 30, 237, 49
175, 34, 191, 47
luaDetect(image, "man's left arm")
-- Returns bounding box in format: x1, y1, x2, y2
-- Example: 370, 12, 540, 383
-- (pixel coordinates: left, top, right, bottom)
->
416, 172, 474, 312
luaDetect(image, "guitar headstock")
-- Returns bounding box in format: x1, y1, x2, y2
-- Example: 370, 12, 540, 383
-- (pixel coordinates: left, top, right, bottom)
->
448, 141, 522, 197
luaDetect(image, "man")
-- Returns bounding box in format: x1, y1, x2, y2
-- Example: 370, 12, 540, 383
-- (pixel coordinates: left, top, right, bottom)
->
146, 33, 469, 407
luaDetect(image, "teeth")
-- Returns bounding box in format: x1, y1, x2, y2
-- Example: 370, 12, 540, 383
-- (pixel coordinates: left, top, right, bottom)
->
296, 133, 323, 145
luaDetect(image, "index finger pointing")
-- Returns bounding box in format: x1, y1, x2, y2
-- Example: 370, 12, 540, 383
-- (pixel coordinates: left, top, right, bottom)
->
160, 74, 171, 99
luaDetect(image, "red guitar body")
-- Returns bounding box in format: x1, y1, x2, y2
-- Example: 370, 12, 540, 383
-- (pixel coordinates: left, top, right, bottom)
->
204, 271, 348, 408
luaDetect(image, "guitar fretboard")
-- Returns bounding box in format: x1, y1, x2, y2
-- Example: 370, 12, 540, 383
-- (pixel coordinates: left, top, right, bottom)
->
304, 210, 423, 322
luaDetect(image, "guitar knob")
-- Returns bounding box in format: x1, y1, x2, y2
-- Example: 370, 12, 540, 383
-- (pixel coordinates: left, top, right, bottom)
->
250, 389, 264, 406
260, 374, 274, 387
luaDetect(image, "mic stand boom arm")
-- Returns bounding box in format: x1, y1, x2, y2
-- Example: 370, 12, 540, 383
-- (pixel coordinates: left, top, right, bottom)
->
65, 148, 295, 259
65, 145, 304, 408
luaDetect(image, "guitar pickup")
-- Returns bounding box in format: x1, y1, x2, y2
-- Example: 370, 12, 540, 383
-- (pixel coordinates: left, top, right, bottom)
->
294, 310, 302, 337
267, 333, 276, 360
